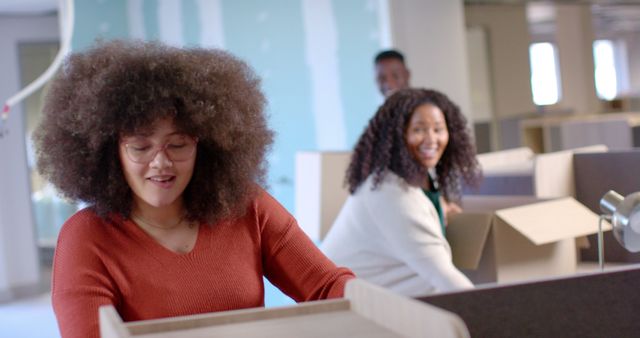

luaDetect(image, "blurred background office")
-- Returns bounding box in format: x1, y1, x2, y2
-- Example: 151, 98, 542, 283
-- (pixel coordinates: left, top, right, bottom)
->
2, 0, 640, 337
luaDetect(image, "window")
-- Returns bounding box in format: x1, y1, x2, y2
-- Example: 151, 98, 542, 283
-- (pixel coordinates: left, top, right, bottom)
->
529, 42, 561, 106
593, 39, 627, 100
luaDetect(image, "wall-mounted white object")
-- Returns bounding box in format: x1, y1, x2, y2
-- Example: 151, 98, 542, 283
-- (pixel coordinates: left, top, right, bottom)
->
1, 0, 74, 138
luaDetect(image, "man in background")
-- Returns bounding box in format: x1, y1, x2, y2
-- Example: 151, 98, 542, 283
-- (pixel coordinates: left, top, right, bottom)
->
374, 49, 411, 98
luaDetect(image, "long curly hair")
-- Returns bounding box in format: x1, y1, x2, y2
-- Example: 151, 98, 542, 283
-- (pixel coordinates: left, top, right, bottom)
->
347, 88, 481, 202
33, 40, 273, 224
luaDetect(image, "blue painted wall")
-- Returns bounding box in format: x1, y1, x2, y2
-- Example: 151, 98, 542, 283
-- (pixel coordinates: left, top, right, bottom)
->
333, 0, 384, 146
222, 0, 316, 211
73, 0, 130, 48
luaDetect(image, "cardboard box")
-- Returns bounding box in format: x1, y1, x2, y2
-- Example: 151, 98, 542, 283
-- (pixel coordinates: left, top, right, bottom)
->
447, 196, 611, 284
99, 279, 470, 338
295, 151, 351, 241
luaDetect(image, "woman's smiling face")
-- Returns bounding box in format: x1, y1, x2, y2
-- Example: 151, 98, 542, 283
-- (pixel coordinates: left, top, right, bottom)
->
404, 103, 449, 169
119, 117, 197, 211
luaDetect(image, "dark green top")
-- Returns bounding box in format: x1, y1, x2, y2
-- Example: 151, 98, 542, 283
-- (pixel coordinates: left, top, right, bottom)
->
422, 189, 446, 236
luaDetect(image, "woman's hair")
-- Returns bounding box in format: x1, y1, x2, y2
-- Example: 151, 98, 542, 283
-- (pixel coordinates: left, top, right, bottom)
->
34, 40, 273, 224
346, 88, 481, 202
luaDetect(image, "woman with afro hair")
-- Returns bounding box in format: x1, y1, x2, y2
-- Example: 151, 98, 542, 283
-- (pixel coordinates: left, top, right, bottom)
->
34, 40, 354, 338
321, 88, 481, 297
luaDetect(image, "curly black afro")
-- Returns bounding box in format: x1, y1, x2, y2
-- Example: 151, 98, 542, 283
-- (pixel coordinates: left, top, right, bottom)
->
347, 88, 481, 202
34, 39, 273, 224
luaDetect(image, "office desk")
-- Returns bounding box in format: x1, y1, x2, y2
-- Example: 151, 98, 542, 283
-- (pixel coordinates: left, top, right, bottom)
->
520, 112, 640, 153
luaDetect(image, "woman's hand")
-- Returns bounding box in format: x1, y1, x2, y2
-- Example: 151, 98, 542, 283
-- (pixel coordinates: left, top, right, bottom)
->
441, 197, 462, 226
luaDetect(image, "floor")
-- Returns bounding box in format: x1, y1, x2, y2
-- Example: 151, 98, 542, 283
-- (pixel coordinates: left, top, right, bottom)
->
0, 292, 60, 338
0, 263, 57, 338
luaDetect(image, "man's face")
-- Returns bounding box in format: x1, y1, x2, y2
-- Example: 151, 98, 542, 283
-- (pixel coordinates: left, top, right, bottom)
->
375, 58, 410, 97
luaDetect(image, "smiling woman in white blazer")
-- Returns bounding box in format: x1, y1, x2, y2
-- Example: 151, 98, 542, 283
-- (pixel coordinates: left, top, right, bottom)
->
321, 88, 482, 297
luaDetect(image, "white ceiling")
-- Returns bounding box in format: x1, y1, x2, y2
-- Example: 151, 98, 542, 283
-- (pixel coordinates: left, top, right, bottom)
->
468, 0, 640, 37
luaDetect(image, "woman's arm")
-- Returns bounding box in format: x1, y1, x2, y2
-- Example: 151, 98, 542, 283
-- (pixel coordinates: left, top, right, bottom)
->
441, 197, 462, 226
363, 177, 472, 292
256, 190, 355, 301
52, 211, 119, 338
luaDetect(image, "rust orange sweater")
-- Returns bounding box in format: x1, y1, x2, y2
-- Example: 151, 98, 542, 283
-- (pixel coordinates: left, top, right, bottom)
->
51, 189, 354, 338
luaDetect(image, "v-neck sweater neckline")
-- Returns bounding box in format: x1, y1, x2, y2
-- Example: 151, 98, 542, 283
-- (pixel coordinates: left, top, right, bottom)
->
121, 217, 209, 261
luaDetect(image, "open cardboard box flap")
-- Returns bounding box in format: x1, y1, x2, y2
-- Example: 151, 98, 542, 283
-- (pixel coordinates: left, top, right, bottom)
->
495, 197, 611, 245
448, 196, 611, 270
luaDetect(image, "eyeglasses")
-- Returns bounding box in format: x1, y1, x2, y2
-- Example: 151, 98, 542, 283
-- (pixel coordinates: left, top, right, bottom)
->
123, 135, 198, 164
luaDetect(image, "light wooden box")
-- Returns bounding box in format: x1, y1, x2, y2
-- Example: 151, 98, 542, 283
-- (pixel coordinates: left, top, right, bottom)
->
100, 279, 469, 338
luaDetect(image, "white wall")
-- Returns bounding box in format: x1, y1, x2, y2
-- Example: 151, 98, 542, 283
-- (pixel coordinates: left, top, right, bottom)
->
0, 14, 59, 301
388, 0, 472, 121
467, 26, 494, 123
623, 31, 640, 95
465, 4, 536, 120
555, 4, 600, 115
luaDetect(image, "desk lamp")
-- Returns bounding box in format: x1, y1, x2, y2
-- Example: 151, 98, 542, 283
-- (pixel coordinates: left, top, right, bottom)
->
598, 190, 640, 269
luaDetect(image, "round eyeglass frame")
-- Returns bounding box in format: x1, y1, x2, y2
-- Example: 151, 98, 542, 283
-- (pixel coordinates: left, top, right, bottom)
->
123, 136, 198, 164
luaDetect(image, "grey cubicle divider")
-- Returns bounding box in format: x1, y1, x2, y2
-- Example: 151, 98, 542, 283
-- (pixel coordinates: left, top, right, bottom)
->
418, 266, 640, 338
573, 150, 640, 262
462, 175, 534, 196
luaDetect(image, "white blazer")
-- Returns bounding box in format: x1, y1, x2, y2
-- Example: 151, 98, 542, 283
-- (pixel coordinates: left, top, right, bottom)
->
321, 172, 473, 297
